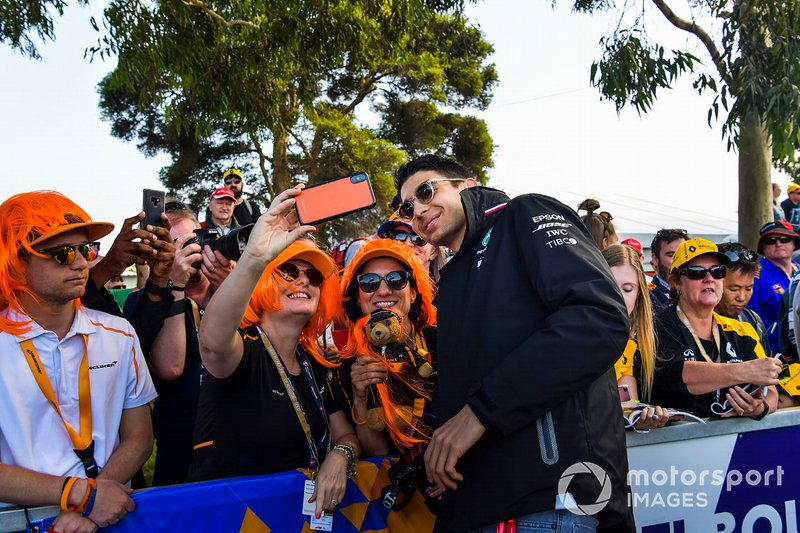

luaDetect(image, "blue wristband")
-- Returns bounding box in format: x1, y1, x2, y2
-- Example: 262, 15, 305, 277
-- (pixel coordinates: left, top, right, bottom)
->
82, 486, 97, 517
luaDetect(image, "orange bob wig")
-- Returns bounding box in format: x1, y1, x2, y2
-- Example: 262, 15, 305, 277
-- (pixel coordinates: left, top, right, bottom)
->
240, 239, 341, 368
0, 191, 107, 336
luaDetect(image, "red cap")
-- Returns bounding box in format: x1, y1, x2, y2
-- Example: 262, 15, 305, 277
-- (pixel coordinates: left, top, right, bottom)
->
210, 187, 235, 201
621, 238, 643, 255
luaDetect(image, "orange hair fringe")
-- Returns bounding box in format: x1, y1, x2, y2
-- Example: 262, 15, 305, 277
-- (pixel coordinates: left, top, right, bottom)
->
240, 239, 341, 368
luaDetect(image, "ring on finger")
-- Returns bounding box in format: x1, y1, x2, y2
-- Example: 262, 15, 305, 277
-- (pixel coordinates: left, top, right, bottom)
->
330, 498, 337, 507
209, 266, 216, 272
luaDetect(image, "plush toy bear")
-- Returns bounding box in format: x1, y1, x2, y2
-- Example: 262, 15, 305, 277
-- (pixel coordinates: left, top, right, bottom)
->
363, 309, 434, 433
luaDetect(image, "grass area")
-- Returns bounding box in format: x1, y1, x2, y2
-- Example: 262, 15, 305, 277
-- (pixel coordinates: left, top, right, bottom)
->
142, 442, 156, 487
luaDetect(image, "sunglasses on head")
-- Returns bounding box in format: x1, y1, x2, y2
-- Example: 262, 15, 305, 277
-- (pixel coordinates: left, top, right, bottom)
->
763, 235, 794, 245
398, 178, 464, 220
224, 177, 242, 185
357, 270, 410, 293
165, 201, 187, 212
276, 263, 325, 287
35, 242, 100, 266
722, 249, 757, 263
388, 231, 427, 247
680, 264, 727, 280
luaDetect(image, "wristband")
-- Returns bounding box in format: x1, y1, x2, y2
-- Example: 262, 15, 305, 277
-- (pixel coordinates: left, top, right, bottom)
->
75, 477, 96, 514
145, 279, 175, 298
350, 404, 367, 425
166, 298, 186, 318
171, 284, 185, 292
749, 400, 770, 421
60, 476, 79, 512
81, 479, 97, 516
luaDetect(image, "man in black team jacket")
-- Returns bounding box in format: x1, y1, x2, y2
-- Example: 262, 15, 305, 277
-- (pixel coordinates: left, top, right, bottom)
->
396, 155, 634, 532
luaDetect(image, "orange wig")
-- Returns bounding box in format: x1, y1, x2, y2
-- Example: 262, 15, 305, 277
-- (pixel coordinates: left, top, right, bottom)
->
240, 239, 341, 368
0, 191, 100, 335
339, 238, 436, 334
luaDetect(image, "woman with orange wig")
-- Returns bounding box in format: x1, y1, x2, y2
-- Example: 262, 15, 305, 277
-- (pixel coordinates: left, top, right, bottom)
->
339, 238, 437, 504
187, 187, 359, 519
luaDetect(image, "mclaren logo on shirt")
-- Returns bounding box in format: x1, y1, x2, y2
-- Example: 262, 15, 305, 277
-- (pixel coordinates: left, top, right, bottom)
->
89, 361, 118, 370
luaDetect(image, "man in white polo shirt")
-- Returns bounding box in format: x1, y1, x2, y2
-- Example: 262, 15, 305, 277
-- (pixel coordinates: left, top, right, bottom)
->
0, 191, 157, 533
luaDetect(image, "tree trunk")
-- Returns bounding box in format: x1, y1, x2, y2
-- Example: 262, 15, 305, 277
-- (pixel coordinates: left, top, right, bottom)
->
738, 112, 772, 249
271, 130, 291, 192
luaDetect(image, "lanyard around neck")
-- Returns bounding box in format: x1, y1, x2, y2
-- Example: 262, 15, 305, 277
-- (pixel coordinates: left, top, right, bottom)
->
676, 306, 720, 364
20, 335, 98, 477
257, 327, 329, 469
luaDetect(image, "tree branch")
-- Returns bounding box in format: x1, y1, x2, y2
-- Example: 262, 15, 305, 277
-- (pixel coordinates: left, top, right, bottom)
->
650, 0, 734, 88
180, 0, 261, 30
288, 130, 312, 160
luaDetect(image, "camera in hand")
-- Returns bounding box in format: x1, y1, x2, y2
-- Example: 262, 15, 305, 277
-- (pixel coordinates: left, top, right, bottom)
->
380, 455, 438, 514
185, 224, 254, 268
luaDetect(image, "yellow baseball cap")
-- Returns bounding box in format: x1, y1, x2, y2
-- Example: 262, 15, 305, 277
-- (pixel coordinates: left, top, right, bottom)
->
788, 183, 800, 194
670, 238, 731, 273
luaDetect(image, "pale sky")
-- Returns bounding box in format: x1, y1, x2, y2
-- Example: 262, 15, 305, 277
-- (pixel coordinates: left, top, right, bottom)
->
0, 0, 786, 249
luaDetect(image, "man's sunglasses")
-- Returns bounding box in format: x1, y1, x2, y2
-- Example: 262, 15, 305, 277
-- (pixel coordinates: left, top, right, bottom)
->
357, 270, 410, 293
398, 178, 464, 220
722, 249, 757, 263
388, 231, 427, 247
276, 263, 325, 287
35, 242, 100, 266
679, 264, 727, 280
763, 235, 794, 245
224, 177, 242, 185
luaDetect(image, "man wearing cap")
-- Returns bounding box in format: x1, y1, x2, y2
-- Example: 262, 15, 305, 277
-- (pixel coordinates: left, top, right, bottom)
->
223, 168, 262, 226
0, 191, 157, 532
395, 154, 634, 532
780, 183, 800, 227
202, 186, 240, 235
748, 220, 800, 352
650, 238, 780, 419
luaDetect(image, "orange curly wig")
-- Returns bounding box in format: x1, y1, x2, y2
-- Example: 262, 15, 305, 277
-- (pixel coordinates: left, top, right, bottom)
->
240, 239, 341, 368
0, 191, 97, 335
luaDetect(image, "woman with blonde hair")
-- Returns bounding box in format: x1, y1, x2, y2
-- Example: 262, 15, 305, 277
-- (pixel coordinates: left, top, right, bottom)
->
602, 244, 667, 429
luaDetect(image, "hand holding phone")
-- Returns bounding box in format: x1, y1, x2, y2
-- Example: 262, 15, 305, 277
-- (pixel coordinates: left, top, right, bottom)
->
141, 189, 166, 229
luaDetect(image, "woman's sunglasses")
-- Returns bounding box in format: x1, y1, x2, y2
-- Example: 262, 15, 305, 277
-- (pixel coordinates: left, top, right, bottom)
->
680, 264, 727, 280
224, 177, 242, 185
35, 242, 100, 266
387, 231, 427, 247
763, 235, 794, 245
276, 263, 324, 287
398, 178, 464, 220
357, 270, 410, 293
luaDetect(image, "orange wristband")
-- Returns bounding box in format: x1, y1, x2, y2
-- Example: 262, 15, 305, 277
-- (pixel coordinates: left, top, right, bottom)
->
75, 478, 96, 514
351, 403, 367, 425
60, 477, 79, 512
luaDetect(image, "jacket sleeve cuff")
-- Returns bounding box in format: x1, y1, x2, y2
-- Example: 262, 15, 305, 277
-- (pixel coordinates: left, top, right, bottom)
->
467, 394, 494, 429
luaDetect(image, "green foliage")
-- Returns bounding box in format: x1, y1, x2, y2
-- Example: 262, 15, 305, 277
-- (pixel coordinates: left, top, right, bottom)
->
591, 31, 698, 114
0, 0, 87, 58
570, 0, 800, 171
94, 0, 496, 240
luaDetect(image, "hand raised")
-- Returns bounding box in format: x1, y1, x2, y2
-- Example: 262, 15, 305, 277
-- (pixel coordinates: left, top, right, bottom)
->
241, 187, 315, 265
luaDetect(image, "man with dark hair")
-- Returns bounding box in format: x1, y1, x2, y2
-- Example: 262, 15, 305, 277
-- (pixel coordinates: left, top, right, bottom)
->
649, 228, 689, 314
223, 168, 262, 226
395, 154, 634, 532
715, 242, 771, 355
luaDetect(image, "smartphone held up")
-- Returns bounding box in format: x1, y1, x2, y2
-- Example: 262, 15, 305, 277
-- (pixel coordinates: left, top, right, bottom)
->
141, 189, 166, 229
294, 172, 376, 226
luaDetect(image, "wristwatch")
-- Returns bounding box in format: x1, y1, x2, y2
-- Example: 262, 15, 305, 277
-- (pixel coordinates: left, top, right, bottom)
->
145, 279, 177, 298
332, 444, 357, 479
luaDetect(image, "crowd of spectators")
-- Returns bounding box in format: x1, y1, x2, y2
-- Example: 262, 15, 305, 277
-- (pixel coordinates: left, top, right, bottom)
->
2, 162, 800, 533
